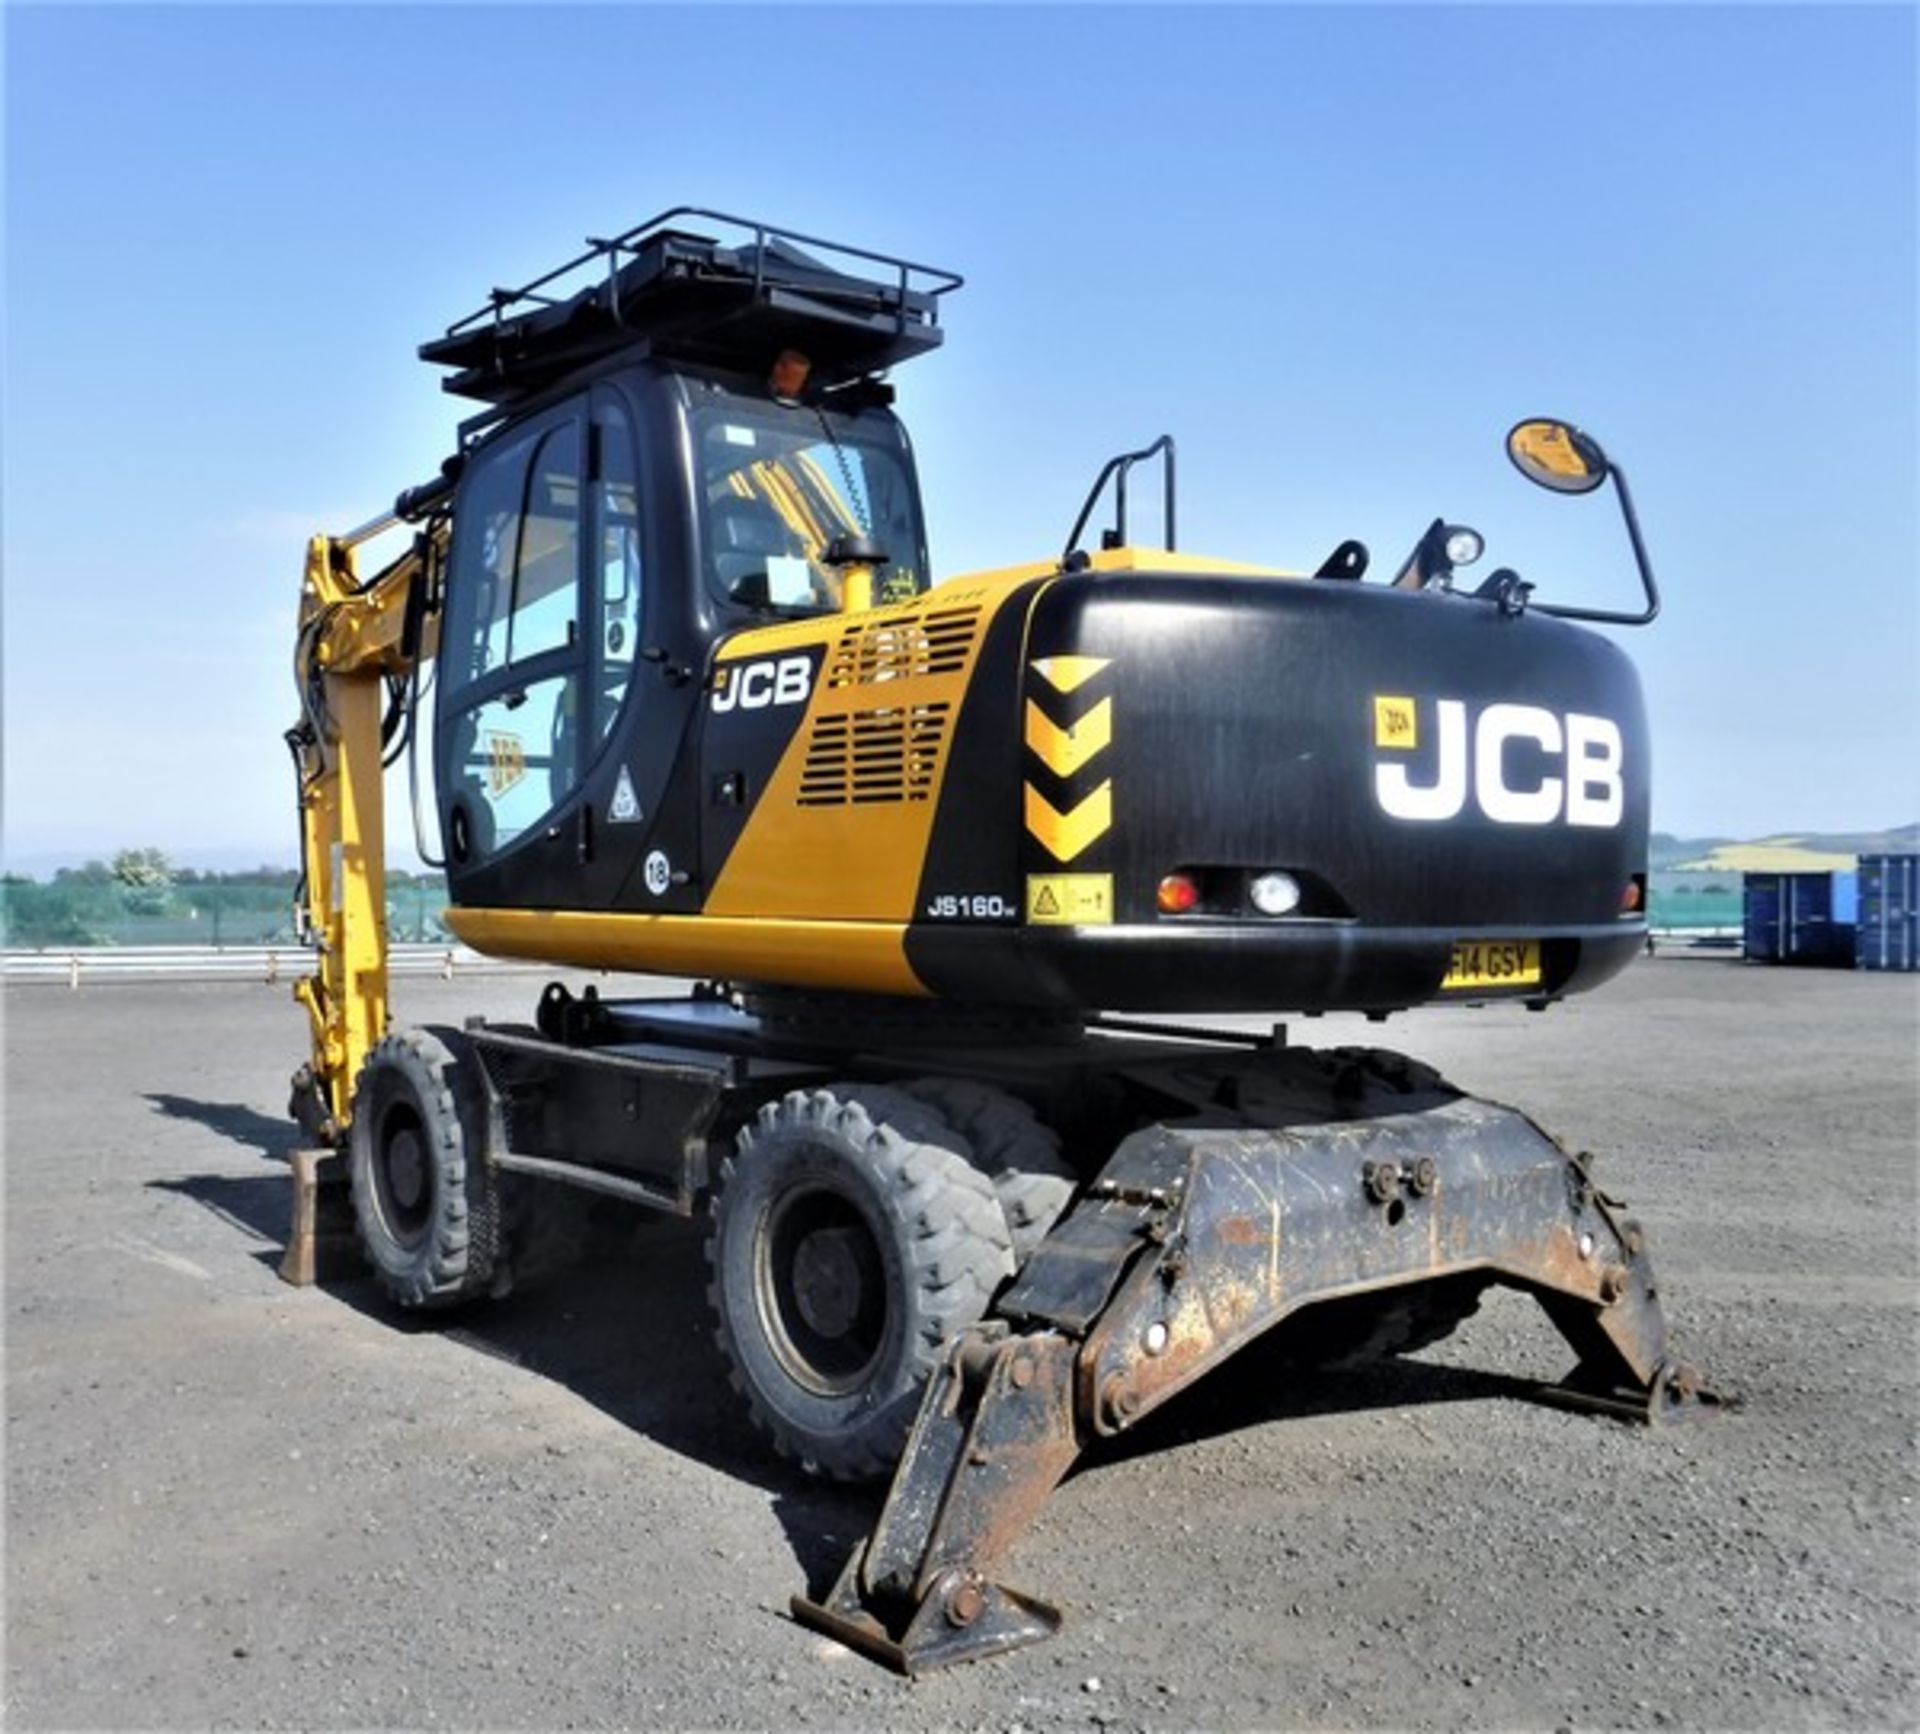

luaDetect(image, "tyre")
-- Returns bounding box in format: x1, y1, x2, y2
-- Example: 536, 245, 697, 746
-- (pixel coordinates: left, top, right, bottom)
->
347, 1025, 502, 1309
1273, 1274, 1492, 1370
497, 1173, 595, 1293
901, 1077, 1078, 1260
706, 1085, 1014, 1480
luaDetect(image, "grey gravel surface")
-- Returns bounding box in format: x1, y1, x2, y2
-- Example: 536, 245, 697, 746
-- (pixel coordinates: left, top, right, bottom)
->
5, 957, 1917, 1730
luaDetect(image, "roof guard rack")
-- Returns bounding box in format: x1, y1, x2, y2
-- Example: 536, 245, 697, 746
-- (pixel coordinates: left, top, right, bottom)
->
422, 206, 964, 410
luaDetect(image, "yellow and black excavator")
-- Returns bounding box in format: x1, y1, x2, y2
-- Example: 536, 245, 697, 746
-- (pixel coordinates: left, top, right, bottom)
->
286, 208, 1716, 1672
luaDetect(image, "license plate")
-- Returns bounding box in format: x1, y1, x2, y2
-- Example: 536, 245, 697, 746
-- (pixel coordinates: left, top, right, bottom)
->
1443, 939, 1542, 991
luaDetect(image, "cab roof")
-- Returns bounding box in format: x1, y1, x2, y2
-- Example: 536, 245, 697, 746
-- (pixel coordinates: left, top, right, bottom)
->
420, 207, 962, 408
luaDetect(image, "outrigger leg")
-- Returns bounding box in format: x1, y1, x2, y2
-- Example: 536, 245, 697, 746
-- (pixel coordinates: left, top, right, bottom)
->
794, 1051, 1721, 1674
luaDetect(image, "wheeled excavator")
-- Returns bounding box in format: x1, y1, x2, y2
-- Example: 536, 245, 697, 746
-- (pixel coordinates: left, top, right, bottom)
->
285, 208, 1717, 1673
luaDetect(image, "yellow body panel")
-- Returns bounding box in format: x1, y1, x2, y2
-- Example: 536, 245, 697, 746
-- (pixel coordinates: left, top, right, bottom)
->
446, 907, 926, 995
704, 576, 1036, 923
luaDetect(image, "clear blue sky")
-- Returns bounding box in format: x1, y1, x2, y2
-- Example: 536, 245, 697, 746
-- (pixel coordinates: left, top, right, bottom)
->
5, 2, 1914, 869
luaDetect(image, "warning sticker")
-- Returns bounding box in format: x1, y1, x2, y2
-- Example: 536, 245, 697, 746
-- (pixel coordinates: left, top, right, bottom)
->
1373, 695, 1418, 750
609, 765, 642, 824
485, 732, 525, 794
1026, 873, 1115, 926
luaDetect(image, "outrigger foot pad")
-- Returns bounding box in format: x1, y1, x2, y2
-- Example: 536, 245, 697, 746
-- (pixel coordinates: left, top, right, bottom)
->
796, 1050, 1723, 1672
793, 1568, 1062, 1676
1535, 1356, 1728, 1426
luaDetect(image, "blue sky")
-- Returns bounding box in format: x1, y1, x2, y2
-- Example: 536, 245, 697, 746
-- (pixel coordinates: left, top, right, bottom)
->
5, 2, 1914, 869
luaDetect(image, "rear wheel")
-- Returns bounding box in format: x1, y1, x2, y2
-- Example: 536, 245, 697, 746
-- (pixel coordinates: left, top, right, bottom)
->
348, 1026, 502, 1309
901, 1077, 1078, 1260
706, 1085, 1013, 1480
1274, 1274, 1493, 1370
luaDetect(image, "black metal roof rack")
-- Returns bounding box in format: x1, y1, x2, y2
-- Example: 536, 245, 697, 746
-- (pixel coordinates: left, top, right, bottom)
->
420, 206, 963, 408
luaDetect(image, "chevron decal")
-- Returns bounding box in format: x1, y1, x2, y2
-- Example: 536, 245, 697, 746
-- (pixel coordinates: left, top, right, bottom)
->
1024, 655, 1116, 867
1025, 781, 1113, 864
1029, 654, 1110, 696
1024, 696, 1112, 778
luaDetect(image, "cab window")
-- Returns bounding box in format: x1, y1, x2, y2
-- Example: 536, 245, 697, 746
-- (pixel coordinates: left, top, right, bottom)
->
689, 387, 929, 614
445, 420, 581, 687
592, 392, 643, 738
441, 409, 586, 863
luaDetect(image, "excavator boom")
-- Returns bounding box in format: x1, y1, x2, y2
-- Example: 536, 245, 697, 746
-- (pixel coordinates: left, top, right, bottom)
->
286, 511, 443, 1142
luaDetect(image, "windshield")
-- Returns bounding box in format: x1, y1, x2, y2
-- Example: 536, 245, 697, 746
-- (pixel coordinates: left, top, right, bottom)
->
688, 385, 929, 615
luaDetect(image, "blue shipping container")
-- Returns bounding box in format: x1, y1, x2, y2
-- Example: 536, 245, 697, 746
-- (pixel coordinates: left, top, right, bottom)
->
1855, 852, 1919, 973
1743, 870, 1858, 966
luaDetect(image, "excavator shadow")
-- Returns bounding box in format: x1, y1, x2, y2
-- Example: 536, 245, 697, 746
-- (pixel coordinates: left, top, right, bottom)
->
144, 1092, 301, 1249
334, 1210, 876, 1587
1080, 1339, 1539, 1475
144, 1092, 304, 1162
141, 1125, 1537, 1599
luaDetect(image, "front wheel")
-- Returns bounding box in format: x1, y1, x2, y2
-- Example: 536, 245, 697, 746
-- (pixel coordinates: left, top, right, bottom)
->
705, 1086, 1014, 1480
347, 1026, 502, 1309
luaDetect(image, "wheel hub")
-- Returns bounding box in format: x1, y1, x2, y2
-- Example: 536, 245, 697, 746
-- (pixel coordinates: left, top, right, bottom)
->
791, 1226, 865, 1338
373, 1109, 434, 1246
386, 1128, 428, 1214
759, 1184, 888, 1395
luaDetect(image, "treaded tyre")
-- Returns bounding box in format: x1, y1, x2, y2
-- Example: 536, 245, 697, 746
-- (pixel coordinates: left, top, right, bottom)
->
348, 1025, 501, 1309
496, 1172, 595, 1295
706, 1085, 1014, 1480
902, 1077, 1077, 1260
1275, 1274, 1492, 1370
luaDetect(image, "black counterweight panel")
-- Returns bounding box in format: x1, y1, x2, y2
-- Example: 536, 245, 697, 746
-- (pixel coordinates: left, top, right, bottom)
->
909, 569, 1650, 1014
1022, 574, 1649, 929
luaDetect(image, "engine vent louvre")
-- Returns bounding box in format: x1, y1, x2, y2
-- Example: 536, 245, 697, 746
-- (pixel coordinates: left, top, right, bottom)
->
824, 606, 982, 686
798, 703, 955, 806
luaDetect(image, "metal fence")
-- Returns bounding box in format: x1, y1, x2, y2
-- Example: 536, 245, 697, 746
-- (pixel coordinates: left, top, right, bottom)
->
1647, 874, 1742, 935
0, 880, 450, 949
1, 874, 1741, 975
1, 942, 544, 988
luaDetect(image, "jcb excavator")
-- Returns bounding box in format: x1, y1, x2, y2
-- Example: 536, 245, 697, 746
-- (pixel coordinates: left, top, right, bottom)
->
286, 208, 1716, 1673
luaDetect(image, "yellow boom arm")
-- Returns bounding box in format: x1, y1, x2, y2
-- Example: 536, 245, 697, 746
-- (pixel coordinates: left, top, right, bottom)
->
287, 516, 442, 1142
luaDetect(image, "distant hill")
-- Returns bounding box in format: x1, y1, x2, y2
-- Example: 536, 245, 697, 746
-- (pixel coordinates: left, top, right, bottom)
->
1653, 824, 1919, 874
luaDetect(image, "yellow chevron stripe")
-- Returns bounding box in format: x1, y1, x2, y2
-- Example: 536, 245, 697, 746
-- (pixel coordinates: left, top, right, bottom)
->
1029, 654, 1110, 695
1024, 780, 1112, 863
1024, 696, 1112, 778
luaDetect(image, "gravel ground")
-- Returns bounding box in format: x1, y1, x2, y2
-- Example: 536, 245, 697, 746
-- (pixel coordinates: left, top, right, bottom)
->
5, 956, 1916, 1731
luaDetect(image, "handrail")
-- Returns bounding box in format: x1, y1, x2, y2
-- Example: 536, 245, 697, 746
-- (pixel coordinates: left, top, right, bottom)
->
442, 206, 965, 343
1062, 435, 1178, 562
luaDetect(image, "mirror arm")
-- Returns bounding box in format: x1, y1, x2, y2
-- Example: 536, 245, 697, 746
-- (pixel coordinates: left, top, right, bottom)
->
1532, 461, 1662, 627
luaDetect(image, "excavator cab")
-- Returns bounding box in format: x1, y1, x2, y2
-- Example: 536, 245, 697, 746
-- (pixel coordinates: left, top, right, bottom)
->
421, 217, 946, 920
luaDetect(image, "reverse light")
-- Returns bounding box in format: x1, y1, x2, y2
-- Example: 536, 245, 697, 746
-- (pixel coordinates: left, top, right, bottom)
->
1249, 871, 1304, 917
1157, 873, 1202, 915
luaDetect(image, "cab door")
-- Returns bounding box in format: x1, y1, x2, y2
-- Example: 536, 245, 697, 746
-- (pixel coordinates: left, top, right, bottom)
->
439, 377, 706, 910
437, 402, 590, 902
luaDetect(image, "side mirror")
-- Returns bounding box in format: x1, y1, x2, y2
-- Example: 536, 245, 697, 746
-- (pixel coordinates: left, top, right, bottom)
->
1507, 418, 1610, 495
1503, 416, 1661, 627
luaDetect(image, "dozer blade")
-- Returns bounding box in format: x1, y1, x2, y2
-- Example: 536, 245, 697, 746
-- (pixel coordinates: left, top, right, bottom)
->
793, 1056, 1721, 1673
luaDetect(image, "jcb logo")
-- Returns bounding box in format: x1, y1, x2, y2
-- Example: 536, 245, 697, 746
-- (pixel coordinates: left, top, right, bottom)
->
711, 655, 813, 714
1373, 697, 1624, 829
